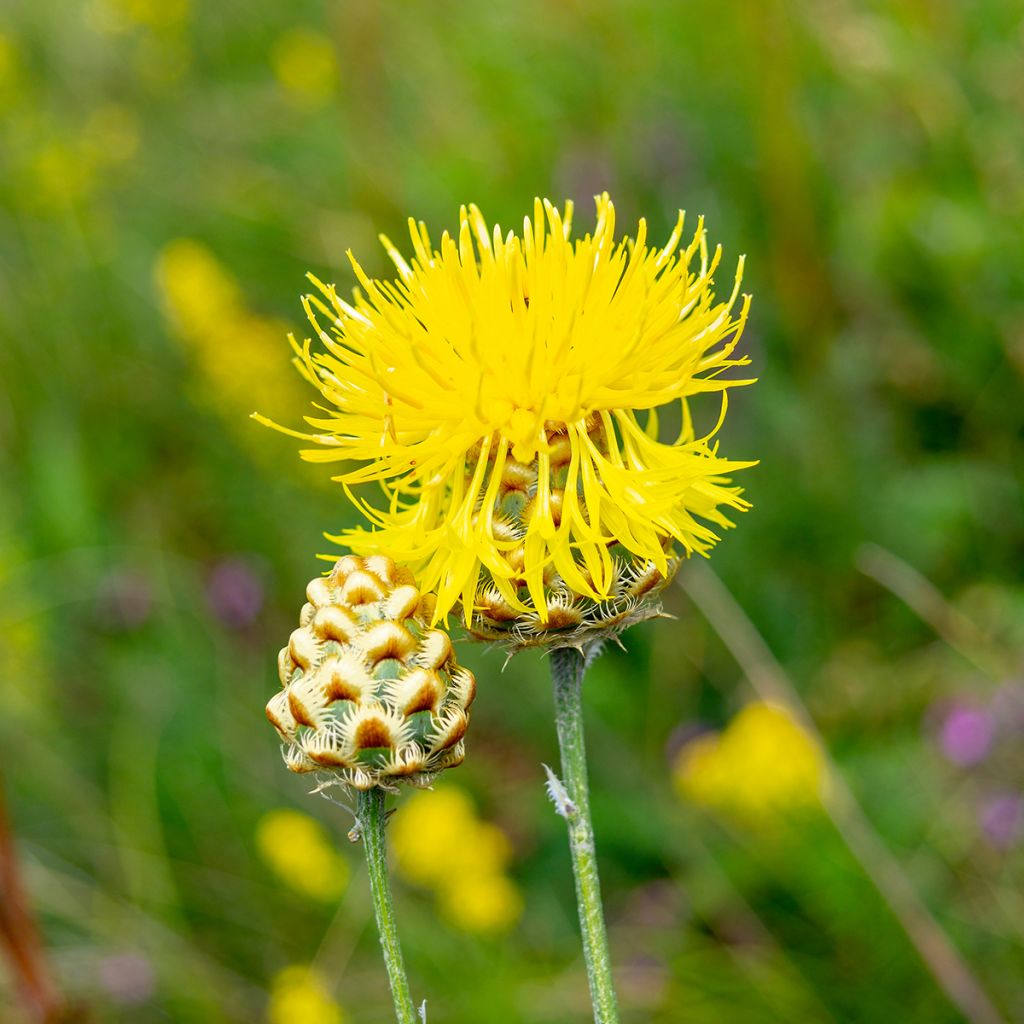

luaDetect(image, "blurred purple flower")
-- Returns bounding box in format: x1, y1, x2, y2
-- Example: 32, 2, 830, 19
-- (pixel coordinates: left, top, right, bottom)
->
979, 792, 1022, 850
206, 556, 265, 629
98, 952, 155, 1005
938, 704, 995, 766
95, 568, 153, 631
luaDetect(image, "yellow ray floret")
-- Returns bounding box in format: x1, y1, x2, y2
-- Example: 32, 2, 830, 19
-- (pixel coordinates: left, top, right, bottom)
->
257, 194, 755, 627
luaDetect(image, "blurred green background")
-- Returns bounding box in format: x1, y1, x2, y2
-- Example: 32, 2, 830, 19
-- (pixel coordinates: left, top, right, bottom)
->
2, 1, 1023, 1021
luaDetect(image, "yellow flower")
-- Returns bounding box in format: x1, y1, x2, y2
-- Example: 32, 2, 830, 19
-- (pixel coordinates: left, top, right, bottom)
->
255, 809, 349, 902
260, 195, 754, 644
390, 787, 510, 887
436, 871, 524, 935
271, 29, 337, 107
155, 239, 306, 435
674, 703, 826, 824
389, 787, 523, 933
267, 966, 343, 1024
156, 239, 239, 338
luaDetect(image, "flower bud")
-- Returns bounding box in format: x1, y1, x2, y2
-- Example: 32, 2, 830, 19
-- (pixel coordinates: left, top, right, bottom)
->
267, 555, 475, 791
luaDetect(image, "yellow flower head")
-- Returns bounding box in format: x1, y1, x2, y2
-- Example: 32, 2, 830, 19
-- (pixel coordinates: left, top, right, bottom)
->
271, 28, 337, 107
674, 702, 826, 825
389, 787, 511, 888
436, 871, 523, 935
268, 965, 343, 1024
156, 239, 305, 429
261, 195, 754, 645
389, 786, 523, 934
255, 808, 349, 902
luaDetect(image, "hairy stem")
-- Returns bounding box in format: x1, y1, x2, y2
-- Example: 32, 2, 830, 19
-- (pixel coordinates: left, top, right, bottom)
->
357, 787, 417, 1024
550, 647, 620, 1024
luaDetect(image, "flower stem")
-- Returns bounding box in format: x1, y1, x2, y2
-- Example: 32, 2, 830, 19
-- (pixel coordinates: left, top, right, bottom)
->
550, 647, 621, 1024
357, 787, 418, 1024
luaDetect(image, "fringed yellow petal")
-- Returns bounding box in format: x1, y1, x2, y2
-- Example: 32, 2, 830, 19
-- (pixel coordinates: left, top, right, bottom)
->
260, 196, 756, 639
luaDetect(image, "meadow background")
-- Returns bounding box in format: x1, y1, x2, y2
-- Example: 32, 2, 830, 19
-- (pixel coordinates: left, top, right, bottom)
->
2, 1, 1023, 1021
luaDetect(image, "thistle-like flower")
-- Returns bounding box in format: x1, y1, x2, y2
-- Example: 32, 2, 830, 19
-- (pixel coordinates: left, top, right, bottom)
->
266, 555, 475, 791
260, 194, 754, 648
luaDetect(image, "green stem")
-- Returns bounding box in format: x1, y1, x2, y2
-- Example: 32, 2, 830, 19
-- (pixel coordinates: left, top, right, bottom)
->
550, 647, 621, 1024
357, 787, 418, 1024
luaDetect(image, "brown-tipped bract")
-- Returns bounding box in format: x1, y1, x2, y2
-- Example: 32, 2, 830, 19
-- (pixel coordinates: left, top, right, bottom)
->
266, 555, 475, 791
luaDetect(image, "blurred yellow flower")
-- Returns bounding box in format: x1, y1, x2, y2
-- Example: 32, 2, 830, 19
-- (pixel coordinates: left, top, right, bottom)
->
436, 871, 524, 935
390, 787, 522, 934
155, 239, 306, 435
674, 702, 826, 823
267, 966, 343, 1024
271, 29, 337, 107
260, 196, 754, 646
256, 809, 349, 902
157, 239, 240, 337
390, 787, 510, 887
